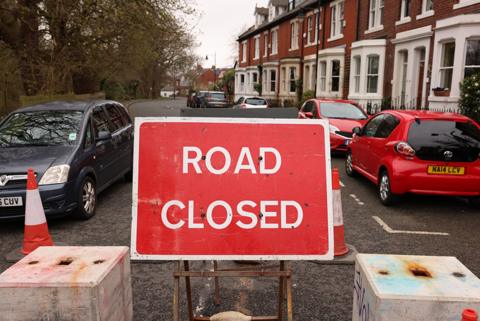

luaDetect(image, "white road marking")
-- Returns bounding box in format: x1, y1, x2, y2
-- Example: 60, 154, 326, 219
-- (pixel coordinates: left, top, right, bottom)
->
349, 194, 364, 206
372, 216, 450, 236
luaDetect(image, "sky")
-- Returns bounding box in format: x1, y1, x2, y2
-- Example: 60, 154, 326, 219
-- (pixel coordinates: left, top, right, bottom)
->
192, 0, 261, 69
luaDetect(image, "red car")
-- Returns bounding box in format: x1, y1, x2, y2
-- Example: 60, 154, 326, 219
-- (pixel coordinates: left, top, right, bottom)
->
299, 99, 369, 152
346, 110, 480, 207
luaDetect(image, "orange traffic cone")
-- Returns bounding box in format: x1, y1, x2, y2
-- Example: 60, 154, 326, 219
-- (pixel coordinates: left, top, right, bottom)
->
461, 309, 478, 321
332, 168, 348, 257
22, 168, 54, 255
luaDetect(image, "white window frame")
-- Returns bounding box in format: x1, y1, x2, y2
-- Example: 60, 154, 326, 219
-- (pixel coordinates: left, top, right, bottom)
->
319, 61, 327, 92
307, 16, 314, 45
465, 38, 480, 78
290, 21, 299, 50
271, 29, 279, 55
439, 41, 455, 89
289, 67, 297, 93
367, 0, 384, 33
270, 69, 277, 93
366, 55, 380, 94
242, 41, 247, 63
254, 36, 260, 60
264, 32, 269, 57
417, 0, 434, 20
396, 0, 413, 25
353, 56, 361, 93
330, 60, 341, 93
328, 0, 344, 42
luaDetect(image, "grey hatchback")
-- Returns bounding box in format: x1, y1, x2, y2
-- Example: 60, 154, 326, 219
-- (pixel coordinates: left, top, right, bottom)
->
0, 101, 133, 220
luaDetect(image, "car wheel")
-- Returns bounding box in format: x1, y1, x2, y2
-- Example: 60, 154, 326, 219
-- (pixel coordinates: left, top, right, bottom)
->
75, 176, 97, 220
468, 197, 480, 209
345, 152, 357, 177
378, 170, 398, 206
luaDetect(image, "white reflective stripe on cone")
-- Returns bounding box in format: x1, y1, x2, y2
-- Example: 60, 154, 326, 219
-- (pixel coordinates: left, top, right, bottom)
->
333, 190, 343, 227
25, 189, 47, 226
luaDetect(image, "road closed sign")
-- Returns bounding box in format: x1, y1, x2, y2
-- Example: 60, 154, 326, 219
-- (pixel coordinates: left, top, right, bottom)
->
131, 118, 333, 261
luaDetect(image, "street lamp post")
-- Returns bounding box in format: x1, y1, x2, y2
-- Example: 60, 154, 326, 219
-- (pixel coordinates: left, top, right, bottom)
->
206, 53, 217, 89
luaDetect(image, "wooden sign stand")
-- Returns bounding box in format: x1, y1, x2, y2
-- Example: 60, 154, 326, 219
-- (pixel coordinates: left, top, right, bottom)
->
173, 260, 294, 321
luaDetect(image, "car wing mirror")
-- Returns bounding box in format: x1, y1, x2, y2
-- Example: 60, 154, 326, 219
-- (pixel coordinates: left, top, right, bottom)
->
304, 112, 314, 119
352, 127, 363, 136
96, 131, 112, 142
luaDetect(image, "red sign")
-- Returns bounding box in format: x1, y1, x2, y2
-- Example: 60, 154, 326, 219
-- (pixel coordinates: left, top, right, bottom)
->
131, 118, 333, 260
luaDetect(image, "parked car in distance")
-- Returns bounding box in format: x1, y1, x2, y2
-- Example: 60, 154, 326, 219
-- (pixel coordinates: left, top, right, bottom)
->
200, 91, 229, 108
0, 100, 134, 220
346, 110, 480, 207
298, 99, 369, 152
192, 91, 208, 108
233, 97, 269, 109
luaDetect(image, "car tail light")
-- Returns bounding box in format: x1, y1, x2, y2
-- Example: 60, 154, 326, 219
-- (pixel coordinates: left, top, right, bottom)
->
395, 142, 416, 157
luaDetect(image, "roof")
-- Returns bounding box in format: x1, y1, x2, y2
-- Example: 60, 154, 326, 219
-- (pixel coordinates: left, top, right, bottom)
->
384, 110, 473, 122
255, 7, 269, 16
270, 0, 289, 6
239, 0, 321, 41
14, 100, 120, 113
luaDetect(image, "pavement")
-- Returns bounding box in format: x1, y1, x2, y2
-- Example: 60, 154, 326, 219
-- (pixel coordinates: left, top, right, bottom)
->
1, 98, 479, 320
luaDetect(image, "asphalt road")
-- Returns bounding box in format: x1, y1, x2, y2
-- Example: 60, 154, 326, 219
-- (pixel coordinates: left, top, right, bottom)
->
1, 98, 479, 321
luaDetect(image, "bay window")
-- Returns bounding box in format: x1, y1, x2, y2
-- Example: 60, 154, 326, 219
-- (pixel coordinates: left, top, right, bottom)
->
465, 39, 480, 78
367, 55, 380, 93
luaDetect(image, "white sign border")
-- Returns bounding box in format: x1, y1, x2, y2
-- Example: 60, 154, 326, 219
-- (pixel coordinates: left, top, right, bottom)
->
131, 117, 334, 261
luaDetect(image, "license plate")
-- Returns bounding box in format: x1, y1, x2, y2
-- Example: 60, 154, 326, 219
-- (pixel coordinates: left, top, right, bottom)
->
0, 197, 23, 207
427, 166, 465, 176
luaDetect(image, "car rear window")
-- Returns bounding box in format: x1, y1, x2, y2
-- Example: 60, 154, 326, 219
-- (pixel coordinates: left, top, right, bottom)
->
408, 120, 480, 162
210, 93, 226, 100
245, 98, 267, 105
319, 103, 367, 120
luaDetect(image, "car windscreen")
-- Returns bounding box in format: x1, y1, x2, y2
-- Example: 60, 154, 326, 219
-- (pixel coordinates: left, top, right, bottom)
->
210, 93, 226, 100
245, 98, 267, 105
319, 103, 367, 120
0, 110, 84, 147
408, 120, 480, 162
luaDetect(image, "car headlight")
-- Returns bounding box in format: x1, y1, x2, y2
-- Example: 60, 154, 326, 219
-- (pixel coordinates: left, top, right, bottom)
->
329, 125, 340, 134
39, 165, 70, 185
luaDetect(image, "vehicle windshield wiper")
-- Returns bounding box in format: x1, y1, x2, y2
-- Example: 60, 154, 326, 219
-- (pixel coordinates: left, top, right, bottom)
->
4, 142, 55, 147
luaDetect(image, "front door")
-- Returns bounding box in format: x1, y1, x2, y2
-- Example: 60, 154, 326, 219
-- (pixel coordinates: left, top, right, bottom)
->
416, 48, 426, 110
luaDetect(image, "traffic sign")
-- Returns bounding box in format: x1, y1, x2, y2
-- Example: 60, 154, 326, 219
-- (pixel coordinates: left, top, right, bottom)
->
131, 118, 333, 260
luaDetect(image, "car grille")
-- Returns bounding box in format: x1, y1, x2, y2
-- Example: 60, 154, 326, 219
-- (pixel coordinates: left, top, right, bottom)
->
0, 174, 28, 190
335, 131, 353, 138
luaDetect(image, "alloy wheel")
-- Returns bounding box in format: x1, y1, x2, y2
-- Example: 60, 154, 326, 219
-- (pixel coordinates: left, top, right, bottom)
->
379, 174, 390, 202
82, 181, 96, 214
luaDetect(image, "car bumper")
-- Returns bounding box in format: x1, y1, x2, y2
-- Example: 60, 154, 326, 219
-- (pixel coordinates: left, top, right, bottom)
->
0, 182, 77, 220
390, 159, 480, 196
330, 134, 351, 152
206, 103, 229, 108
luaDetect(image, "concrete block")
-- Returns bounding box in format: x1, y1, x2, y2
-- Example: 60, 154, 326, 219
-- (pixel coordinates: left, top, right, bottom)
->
352, 254, 480, 321
0, 246, 132, 321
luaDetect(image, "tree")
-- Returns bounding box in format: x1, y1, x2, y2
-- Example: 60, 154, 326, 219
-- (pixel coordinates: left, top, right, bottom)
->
459, 72, 480, 124
0, 0, 199, 99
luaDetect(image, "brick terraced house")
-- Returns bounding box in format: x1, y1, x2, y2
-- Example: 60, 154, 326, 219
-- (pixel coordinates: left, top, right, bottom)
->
235, 0, 480, 111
